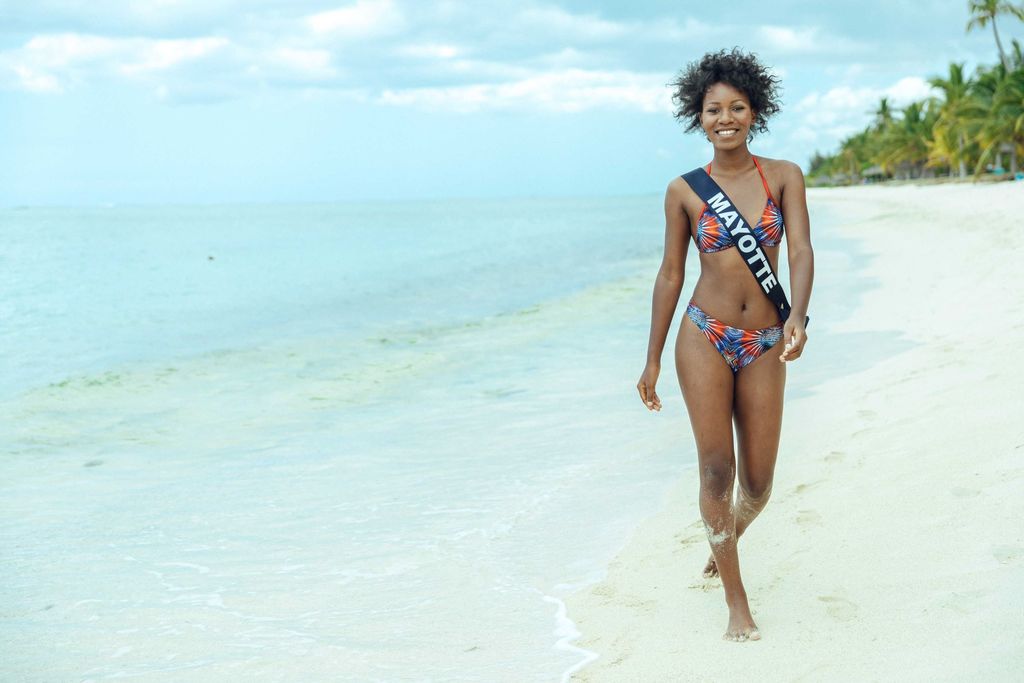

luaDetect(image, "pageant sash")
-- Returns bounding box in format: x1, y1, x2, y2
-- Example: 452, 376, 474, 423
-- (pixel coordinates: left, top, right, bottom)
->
681, 166, 809, 328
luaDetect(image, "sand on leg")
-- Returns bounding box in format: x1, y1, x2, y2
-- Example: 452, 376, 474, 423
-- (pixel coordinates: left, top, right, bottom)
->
675, 318, 760, 642
703, 342, 787, 579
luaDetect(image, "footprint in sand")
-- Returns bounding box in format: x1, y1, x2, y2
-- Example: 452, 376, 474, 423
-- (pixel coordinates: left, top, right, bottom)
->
687, 581, 720, 592
818, 595, 859, 621
624, 597, 657, 611
675, 533, 703, 549
949, 486, 980, 498
823, 451, 845, 463
796, 509, 822, 526
792, 480, 824, 495
936, 589, 985, 615
606, 639, 630, 667
992, 545, 1023, 565
857, 409, 877, 420
774, 559, 800, 576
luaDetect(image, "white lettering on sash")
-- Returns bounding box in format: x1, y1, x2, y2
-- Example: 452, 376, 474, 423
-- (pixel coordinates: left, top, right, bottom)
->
745, 249, 778, 292
737, 235, 757, 252
701, 181, 782, 296
708, 192, 731, 214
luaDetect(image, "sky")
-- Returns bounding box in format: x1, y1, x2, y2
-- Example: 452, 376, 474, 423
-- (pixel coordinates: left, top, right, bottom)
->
0, 0, 1019, 206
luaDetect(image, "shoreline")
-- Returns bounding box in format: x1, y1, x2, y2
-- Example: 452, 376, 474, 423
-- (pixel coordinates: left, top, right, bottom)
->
561, 182, 1024, 681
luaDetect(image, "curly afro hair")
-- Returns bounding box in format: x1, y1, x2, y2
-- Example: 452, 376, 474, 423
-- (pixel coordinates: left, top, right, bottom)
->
670, 48, 782, 137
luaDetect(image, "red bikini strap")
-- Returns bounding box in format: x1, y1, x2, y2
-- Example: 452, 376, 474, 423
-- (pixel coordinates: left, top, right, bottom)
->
752, 156, 777, 203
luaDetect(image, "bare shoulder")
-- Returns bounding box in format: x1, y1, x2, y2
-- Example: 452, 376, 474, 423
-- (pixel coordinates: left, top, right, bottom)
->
666, 174, 692, 198
758, 156, 804, 182
666, 174, 699, 220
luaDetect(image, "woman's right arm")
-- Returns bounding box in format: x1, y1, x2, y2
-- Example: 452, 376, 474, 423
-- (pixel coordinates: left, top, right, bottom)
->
637, 179, 690, 411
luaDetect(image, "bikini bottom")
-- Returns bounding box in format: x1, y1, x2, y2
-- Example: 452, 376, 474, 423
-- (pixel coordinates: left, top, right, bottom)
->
685, 300, 784, 373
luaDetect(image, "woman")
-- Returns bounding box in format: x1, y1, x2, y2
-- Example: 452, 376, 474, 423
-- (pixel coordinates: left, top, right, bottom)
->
636, 48, 814, 642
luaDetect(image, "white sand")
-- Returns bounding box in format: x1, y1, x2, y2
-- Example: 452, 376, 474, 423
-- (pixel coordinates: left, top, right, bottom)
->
564, 182, 1024, 681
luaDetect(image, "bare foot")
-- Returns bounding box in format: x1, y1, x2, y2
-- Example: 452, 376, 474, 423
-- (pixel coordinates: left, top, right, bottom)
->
723, 602, 761, 642
702, 554, 719, 578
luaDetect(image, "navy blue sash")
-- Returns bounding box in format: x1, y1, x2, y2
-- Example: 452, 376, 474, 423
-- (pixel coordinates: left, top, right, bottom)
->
681, 167, 809, 328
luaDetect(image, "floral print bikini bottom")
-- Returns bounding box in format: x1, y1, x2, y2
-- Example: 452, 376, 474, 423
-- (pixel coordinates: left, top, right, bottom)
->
685, 300, 784, 373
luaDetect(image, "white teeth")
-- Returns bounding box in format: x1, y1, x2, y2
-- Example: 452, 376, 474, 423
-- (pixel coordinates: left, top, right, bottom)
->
717, 129, 738, 136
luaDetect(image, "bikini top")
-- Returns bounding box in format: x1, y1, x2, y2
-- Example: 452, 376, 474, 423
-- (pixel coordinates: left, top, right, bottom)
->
694, 156, 784, 253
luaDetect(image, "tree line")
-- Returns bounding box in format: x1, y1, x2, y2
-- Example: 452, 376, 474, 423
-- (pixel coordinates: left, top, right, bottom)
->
808, 1, 1024, 184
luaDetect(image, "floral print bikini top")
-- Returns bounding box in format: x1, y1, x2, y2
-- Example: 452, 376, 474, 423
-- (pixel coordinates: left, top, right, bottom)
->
694, 155, 784, 253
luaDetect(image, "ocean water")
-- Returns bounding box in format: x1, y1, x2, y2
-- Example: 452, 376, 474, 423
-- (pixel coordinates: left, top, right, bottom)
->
0, 194, 899, 681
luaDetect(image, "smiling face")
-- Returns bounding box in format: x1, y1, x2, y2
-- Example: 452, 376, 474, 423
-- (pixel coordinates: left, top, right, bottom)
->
700, 81, 756, 149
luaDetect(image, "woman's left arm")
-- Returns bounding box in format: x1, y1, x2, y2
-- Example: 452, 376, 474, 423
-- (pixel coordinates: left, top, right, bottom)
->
778, 161, 814, 362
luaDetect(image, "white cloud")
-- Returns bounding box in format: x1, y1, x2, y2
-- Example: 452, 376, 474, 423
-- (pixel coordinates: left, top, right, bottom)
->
397, 43, 460, 60
796, 86, 876, 124
795, 76, 937, 122
262, 48, 337, 80
23, 33, 122, 67
0, 33, 231, 92
508, 6, 710, 48
515, 5, 626, 41
756, 24, 867, 55
0, 30, 347, 96
758, 26, 818, 52
0, 3, 730, 110
11, 64, 61, 93
378, 68, 672, 114
306, 0, 405, 39
788, 75, 941, 150
0, 2, 877, 119
532, 47, 590, 68
435, 58, 532, 81
119, 37, 228, 75
884, 76, 937, 104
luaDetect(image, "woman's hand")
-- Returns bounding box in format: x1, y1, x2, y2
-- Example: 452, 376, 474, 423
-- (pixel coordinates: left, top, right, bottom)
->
779, 319, 807, 362
637, 362, 662, 411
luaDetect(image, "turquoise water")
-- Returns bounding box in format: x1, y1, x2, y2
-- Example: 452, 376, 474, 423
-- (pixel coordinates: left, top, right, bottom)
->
0, 195, 895, 680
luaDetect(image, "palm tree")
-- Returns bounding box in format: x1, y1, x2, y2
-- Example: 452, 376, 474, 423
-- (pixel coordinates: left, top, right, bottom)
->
838, 130, 872, 180
966, 0, 1024, 72
987, 66, 1024, 173
872, 97, 895, 131
928, 63, 976, 177
877, 101, 938, 178
808, 150, 832, 177
863, 97, 897, 175
1010, 37, 1024, 68
968, 61, 1021, 174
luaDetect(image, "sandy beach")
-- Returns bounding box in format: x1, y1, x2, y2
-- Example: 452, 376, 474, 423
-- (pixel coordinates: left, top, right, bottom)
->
564, 182, 1024, 681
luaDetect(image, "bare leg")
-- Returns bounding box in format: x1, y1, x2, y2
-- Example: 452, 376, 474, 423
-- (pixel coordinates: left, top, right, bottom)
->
702, 345, 786, 579
702, 486, 771, 578
675, 319, 760, 642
